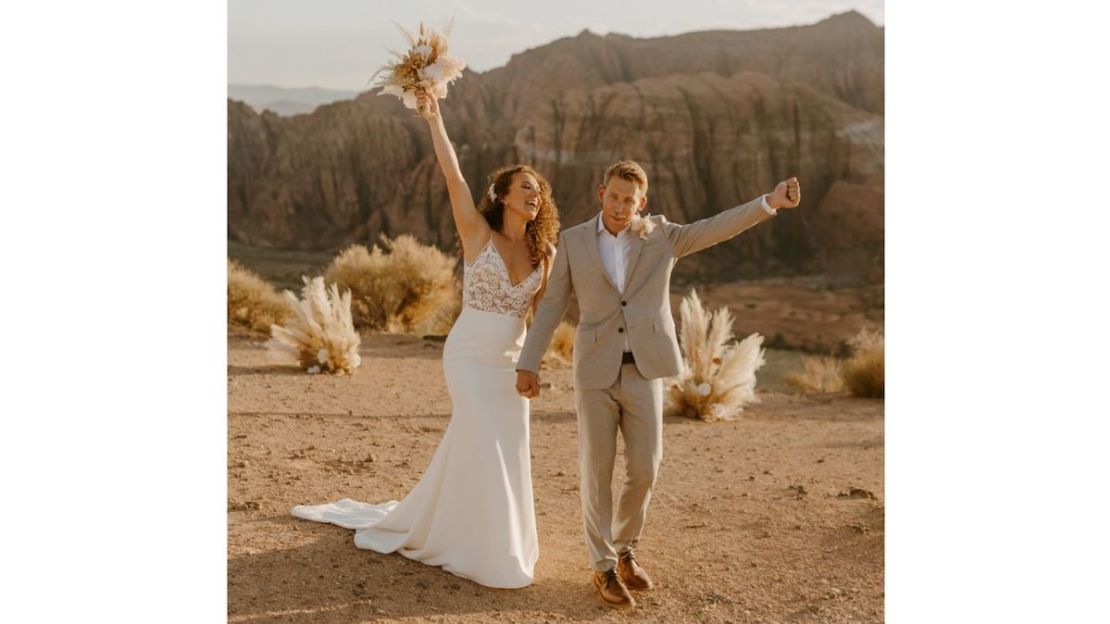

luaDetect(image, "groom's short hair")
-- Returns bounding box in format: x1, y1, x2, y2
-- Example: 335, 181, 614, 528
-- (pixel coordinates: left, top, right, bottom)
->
602, 160, 648, 195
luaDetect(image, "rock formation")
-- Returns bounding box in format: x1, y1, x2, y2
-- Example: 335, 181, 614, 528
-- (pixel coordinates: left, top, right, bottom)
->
228, 11, 883, 281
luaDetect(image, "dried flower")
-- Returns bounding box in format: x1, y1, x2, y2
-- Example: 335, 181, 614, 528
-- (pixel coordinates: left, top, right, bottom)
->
630, 212, 655, 239
665, 290, 766, 422
372, 21, 466, 110
266, 276, 363, 375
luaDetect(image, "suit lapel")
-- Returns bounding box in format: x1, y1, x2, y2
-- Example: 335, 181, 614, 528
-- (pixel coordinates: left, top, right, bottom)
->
582, 214, 619, 292
623, 232, 645, 292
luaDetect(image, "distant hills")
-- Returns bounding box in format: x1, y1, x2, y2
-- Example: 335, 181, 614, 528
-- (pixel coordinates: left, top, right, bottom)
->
228, 84, 361, 116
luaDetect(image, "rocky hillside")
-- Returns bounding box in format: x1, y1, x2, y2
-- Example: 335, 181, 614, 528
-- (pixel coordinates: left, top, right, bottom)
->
228, 11, 883, 282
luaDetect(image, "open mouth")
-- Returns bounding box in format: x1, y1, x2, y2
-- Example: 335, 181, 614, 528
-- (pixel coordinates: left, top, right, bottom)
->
525, 199, 539, 210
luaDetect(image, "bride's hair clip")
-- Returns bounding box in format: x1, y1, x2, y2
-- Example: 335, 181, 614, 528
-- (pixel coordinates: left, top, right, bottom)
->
488, 184, 497, 203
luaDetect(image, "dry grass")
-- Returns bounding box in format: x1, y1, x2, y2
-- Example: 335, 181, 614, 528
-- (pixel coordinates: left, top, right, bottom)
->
324, 235, 459, 334
422, 295, 463, 337
227, 259, 290, 334
666, 290, 766, 422
541, 321, 576, 368
842, 328, 884, 398
785, 356, 845, 395
266, 277, 361, 375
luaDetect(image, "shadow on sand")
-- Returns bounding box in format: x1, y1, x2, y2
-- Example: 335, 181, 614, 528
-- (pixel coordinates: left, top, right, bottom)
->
229, 516, 608, 624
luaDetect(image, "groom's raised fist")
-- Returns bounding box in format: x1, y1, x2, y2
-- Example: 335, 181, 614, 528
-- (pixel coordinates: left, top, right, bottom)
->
516, 370, 541, 399
769, 177, 801, 210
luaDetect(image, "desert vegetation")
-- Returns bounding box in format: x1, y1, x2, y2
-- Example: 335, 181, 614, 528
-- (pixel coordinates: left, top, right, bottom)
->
266, 277, 362, 375
842, 328, 884, 398
666, 290, 766, 422
784, 328, 884, 398
324, 235, 460, 335
227, 260, 290, 334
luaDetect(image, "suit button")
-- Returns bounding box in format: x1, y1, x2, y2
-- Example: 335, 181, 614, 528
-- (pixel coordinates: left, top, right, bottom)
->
621, 301, 627, 306
618, 327, 625, 333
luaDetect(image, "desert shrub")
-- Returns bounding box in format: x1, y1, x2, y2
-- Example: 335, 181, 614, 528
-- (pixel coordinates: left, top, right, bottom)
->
421, 293, 463, 336
842, 328, 884, 398
785, 356, 845, 395
228, 259, 290, 334
325, 235, 459, 333
542, 321, 576, 367
266, 276, 361, 375
666, 290, 766, 422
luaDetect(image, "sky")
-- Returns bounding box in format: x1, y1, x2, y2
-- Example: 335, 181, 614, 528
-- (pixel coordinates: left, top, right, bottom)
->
229, 0, 884, 90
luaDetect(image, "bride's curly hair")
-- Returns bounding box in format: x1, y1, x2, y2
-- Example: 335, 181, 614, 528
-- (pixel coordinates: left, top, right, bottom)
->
478, 164, 561, 308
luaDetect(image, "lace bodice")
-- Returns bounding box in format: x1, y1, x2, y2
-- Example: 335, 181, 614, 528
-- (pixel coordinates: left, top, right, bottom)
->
463, 239, 542, 319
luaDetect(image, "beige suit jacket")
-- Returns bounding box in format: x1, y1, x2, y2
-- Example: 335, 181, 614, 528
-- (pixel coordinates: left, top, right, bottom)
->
517, 195, 776, 391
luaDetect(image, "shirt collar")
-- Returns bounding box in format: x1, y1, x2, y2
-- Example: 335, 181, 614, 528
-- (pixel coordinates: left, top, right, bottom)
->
596, 213, 631, 239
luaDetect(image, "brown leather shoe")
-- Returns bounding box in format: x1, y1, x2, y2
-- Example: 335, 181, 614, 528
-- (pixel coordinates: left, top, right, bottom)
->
618, 550, 654, 591
592, 568, 635, 608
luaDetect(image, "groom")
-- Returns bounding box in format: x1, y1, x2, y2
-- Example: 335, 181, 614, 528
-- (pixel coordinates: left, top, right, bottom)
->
515, 160, 801, 608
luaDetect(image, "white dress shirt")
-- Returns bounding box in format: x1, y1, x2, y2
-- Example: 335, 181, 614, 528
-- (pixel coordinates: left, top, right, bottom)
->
596, 195, 777, 352
596, 216, 635, 294
596, 217, 634, 352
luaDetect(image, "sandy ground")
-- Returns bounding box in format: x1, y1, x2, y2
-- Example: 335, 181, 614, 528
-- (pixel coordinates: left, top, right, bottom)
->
228, 332, 884, 624
687, 279, 884, 354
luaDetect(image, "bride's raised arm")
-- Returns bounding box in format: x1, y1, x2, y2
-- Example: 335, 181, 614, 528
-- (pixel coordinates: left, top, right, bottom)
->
417, 91, 490, 262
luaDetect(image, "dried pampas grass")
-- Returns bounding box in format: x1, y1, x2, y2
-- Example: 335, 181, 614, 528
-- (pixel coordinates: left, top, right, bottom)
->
266, 276, 362, 375
666, 290, 766, 422
842, 328, 884, 398
785, 356, 845, 395
373, 21, 466, 109
228, 259, 290, 334
542, 321, 576, 367
325, 235, 459, 334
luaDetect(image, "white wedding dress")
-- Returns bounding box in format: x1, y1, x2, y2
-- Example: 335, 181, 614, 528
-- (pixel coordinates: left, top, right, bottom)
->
291, 238, 542, 589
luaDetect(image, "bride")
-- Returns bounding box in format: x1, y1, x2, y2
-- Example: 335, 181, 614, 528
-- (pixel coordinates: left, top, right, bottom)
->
291, 90, 561, 589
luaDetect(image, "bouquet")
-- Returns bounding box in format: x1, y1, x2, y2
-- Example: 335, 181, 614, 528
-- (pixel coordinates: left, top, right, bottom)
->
372, 21, 467, 111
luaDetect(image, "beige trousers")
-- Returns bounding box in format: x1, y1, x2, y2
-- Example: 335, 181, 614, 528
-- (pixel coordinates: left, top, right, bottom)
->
575, 362, 664, 572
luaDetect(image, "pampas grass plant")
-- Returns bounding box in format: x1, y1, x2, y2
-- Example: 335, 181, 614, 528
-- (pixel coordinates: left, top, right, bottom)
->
785, 356, 845, 395
842, 328, 884, 398
542, 321, 576, 367
266, 276, 362, 375
228, 259, 290, 334
325, 235, 459, 334
666, 290, 766, 422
